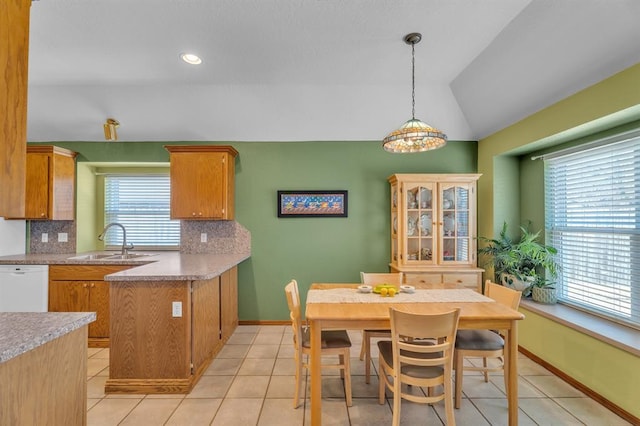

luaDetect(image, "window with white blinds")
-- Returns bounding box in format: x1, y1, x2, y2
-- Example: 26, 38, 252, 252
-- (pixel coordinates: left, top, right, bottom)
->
104, 175, 180, 249
544, 133, 640, 329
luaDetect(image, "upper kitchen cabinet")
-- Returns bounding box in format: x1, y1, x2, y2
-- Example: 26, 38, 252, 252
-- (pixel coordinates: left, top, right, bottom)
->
0, 0, 31, 218
20, 146, 77, 220
388, 174, 483, 291
165, 145, 238, 220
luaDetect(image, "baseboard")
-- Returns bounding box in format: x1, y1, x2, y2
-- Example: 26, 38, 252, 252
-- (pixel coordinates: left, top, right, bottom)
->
239, 320, 290, 326
519, 346, 639, 425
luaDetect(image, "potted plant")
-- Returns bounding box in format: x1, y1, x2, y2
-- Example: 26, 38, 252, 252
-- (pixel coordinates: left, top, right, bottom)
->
530, 278, 558, 304
478, 222, 559, 298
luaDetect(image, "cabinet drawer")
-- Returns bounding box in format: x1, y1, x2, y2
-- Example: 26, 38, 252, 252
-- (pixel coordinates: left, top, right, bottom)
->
443, 273, 481, 291
49, 265, 133, 281
404, 273, 442, 287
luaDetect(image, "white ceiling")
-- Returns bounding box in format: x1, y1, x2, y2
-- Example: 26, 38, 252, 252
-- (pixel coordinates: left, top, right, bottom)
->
26, 0, 640, 143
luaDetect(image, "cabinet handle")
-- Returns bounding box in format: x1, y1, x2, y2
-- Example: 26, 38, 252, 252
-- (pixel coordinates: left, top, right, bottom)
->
83, 283, 88, 288
192, 212, 197, 216
40, 213, 46, 217
91, 283, 95, 288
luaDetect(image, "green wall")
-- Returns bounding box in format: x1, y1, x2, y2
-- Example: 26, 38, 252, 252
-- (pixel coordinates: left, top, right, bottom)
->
477, 62, 640, 419
29, 139, 477, 320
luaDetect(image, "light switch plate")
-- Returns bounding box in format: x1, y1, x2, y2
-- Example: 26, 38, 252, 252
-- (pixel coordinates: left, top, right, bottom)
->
200, 233, 207, 243
41, 233, 48, 243
58, 232, 68, 242
172, 301, 182, 317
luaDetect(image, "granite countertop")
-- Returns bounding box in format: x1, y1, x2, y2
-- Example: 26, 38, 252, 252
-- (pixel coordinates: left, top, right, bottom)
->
0, 251, 250, 282
0, 312, 96, 363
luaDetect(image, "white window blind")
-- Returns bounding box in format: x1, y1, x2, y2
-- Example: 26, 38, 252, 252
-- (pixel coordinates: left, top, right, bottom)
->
104, 175, 180, 249
544, 134, 640, 329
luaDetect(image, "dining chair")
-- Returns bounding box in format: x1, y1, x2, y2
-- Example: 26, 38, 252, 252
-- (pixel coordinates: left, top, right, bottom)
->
453, 280, 522, 408
284, 279, 353, 408
378, 307, 461, 426
359, 271, 404, 384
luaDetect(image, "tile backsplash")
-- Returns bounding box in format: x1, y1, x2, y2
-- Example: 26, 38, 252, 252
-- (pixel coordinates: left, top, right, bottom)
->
180, 220, 250, 254
29, 220, 76, 254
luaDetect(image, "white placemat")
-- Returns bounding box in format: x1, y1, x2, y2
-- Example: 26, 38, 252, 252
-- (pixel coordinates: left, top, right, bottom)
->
306, 288, 493, 304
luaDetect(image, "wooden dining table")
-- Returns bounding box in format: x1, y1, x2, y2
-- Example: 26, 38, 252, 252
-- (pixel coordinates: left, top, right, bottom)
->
305, 283, 525, 426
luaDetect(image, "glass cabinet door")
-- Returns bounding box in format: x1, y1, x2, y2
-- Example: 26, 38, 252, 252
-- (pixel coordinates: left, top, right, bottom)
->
440, 183, 471, 264
391, 185, 398, 264
404, 183, 434, 265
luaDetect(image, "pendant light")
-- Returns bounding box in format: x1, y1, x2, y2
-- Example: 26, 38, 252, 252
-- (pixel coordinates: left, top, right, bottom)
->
383, 33, 447, 153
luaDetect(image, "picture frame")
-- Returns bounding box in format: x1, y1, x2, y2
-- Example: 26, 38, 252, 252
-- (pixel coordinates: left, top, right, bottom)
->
277, 190, 348, 218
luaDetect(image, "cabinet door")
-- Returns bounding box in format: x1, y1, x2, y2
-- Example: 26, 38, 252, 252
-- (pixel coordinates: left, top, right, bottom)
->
402, 182, 435, 266
25, 153, 50, 219
439, 181, 475, 266
220, 267, 238, 341
49, 281, 89, 313
192, 278, 221, 373
88, 281, 110, 338
170, 152, 227, 219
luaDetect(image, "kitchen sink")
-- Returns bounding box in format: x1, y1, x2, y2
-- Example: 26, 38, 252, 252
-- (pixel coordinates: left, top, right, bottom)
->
67, 253, 156, 261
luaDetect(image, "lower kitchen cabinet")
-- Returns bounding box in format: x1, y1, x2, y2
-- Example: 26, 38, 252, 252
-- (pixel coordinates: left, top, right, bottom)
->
48, 265, 133, 347
106, 266, 238, 394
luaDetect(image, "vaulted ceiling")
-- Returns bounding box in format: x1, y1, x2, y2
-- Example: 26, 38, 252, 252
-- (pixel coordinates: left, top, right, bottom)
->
26, 0, 640, 143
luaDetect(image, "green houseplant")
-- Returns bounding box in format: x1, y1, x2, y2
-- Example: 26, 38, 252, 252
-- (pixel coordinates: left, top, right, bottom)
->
478, 222, 559, 298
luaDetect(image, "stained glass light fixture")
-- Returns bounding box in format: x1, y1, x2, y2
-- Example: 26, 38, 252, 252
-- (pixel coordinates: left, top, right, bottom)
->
383, 33, 447, 153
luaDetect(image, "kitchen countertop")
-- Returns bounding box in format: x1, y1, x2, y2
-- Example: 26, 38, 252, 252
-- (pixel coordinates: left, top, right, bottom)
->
0, 251, 250, 282
0, 312, 96, 363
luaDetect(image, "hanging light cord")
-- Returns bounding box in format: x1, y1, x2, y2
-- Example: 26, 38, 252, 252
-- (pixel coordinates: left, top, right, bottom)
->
411, 41, 416, 120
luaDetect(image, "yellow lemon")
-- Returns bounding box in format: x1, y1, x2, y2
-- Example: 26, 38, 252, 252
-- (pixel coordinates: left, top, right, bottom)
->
388, 288, 396, 297
379, 287, 388, 297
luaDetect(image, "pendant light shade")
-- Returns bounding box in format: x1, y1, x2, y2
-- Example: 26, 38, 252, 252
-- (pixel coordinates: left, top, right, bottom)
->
383, 33, 447, 153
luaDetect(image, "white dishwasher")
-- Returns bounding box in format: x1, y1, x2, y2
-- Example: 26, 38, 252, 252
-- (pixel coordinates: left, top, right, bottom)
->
0, 265, 49, 312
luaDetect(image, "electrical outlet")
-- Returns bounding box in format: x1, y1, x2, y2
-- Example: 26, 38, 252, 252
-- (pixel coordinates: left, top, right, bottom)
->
41, 233, 48, 243
58, 232, 68, 242
172, 301, 182, 317
200, 233, 207, 243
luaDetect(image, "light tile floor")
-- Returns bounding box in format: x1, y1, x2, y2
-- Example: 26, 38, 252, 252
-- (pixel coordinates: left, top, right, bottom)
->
87, 325, 631, 425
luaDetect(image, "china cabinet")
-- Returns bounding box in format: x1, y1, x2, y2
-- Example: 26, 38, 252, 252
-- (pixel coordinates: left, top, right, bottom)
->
388, 174, 483, 291
165, 145, 238, 220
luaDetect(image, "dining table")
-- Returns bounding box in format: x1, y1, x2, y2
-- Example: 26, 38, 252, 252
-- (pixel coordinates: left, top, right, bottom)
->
305, 283, 525, 426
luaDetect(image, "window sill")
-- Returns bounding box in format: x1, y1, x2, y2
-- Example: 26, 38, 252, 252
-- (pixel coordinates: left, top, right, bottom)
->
520, 299, 640, 357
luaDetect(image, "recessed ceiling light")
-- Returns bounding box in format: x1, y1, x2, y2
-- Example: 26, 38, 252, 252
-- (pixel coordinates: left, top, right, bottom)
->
180, 53, 202, 65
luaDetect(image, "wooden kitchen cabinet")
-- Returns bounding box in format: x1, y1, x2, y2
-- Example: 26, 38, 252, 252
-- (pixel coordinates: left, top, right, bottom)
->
165, 145, 238, 220
107, 266, 239, 394
14, 146, 77, 220
49, 264, 133, 347
0, 0, 30, 218
388, 174, 484, 291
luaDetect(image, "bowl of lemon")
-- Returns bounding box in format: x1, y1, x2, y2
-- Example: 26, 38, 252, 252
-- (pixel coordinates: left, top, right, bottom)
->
373, 284, 398, 297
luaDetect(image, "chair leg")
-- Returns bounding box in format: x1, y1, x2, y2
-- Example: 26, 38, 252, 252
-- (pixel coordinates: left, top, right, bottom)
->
293, 353, 303, 409
444, 364, 457, 426
343, 350, 353, 407
378, 358, 386, 404
364, 333, 371, 384
359, 330, 366, 361
454, 350, 463, 409
392, 375, 402, 426
483, 357, 489, 382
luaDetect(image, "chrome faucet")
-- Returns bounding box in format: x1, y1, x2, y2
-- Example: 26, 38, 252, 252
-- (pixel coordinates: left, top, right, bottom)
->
98, 222, 134, 255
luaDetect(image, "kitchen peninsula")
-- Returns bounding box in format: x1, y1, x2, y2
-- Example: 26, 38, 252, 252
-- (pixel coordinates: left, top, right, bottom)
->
0, 250, 250, 394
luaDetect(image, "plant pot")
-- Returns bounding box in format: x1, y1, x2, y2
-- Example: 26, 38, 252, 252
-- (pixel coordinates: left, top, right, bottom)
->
532, 286, 557, 304
500, 274, 534, 292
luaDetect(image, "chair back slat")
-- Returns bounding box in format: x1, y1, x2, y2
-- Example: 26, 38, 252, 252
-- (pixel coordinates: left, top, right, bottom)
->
485, 280, 522, 309
284, 280, 303, 351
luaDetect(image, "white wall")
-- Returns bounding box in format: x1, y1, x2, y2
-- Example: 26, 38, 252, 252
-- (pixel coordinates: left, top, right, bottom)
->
0, 218, 26, 255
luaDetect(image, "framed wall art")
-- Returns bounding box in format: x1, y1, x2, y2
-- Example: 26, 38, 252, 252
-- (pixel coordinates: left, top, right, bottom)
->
277, 190, 348, 218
